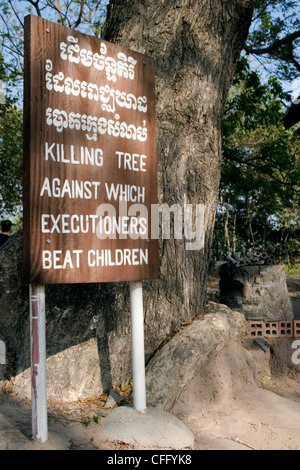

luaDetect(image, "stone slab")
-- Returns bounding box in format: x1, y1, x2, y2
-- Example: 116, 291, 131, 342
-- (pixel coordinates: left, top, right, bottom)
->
103, 405, 194, 449
220, 264, 293, 320
145, 306, 246, 410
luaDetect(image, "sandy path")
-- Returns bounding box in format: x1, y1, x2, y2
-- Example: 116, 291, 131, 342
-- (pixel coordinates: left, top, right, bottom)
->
171, 338, 300, 450
0, 336, 299, 451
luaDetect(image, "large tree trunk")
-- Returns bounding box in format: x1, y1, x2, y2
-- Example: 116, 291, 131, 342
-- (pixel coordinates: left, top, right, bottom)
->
102, 0, 255, 345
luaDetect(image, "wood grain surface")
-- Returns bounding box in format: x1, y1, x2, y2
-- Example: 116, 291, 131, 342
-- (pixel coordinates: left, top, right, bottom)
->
23, 15, 159, 284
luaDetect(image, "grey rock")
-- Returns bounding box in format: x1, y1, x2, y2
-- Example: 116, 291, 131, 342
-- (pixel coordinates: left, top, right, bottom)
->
145, 305, 246, 411
103, 405, 194, 449
219, 263, 293, 320
0, 365, 6, 381
254, 338, 270, 352
104, 389, 124, 408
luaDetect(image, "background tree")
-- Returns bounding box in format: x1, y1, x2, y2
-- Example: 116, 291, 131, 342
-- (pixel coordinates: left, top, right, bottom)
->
213, 58, 299, 263
0, 1, 107, 96
244, 0, 300, 81
0, 52, 23, 219
102, 0, 256, 328
0, 97, 23, 218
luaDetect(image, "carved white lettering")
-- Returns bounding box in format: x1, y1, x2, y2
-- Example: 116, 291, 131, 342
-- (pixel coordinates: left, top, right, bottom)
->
105, 183, 145, 203
45, 142, 103, 166
42, 250, 83, 269
40, 177, 101, 199
45, 61, 147, 113
46, 108, 147, 142
59, 37, 137, 82
87, 248, 148, 267
116, 151, 147, 172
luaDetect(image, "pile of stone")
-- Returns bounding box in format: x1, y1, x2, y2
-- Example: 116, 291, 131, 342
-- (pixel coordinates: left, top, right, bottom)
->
225, 251, 276, 267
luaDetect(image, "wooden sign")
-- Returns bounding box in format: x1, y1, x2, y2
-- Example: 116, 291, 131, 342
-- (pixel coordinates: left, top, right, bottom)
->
23, 15, 159, 284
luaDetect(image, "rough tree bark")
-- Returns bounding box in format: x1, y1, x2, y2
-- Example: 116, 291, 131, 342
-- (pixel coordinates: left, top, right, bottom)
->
102, 0, 256, 341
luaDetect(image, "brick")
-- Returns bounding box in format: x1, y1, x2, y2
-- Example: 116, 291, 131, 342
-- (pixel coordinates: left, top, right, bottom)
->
294, 321, 300, 338
278, 321, 293, 337
247, 322, 264, 337
264, 321, 279, 337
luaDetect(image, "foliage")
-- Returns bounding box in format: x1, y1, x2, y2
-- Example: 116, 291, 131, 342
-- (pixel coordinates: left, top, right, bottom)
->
0, 90, 23, 219
0, 0, 107, 91
84, 410, 102, 425
285, 263, 300, 277
213, 58, 300, 263
245, 0, 300, 81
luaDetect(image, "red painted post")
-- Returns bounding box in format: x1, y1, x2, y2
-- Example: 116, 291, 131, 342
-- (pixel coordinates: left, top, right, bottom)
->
30, 284, 48, 442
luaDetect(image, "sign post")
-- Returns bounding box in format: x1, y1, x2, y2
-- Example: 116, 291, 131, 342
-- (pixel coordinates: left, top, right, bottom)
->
130, 280, 147, 413
23, 15, 159, 439
30, 284, 47, 442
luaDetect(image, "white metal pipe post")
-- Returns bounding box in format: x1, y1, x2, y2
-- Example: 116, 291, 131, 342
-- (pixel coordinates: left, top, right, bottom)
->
30, 284, 48, 442
129, 281, 147, 413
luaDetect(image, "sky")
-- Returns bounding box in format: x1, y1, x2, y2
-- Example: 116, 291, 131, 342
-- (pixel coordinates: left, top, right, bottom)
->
1, 1, 300, 106
291, 78, 300, 100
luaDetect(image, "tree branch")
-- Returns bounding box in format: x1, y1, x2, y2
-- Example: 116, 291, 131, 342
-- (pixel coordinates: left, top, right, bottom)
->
287, 48, 300, 73
72, 0, 86, 29
8, 0, 25, 26
223, 154, 294, 186
245, 29, 300, 55
26, 1, 42, 17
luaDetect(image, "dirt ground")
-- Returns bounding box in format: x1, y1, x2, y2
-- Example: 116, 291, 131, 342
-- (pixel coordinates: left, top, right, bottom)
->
0, 279, 299, 451
0, 336, 299, 451
171, 337, 300, 450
